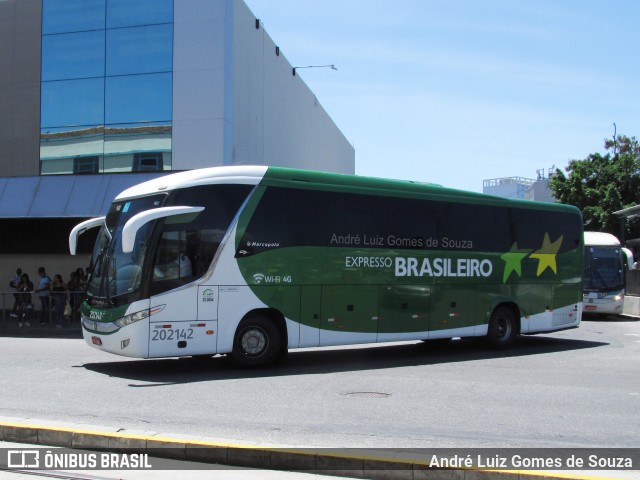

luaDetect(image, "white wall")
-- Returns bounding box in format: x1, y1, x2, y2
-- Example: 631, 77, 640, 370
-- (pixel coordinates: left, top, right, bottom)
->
171, 0, 229, 170
171, 0, 354, 174
231, 0, 354, 173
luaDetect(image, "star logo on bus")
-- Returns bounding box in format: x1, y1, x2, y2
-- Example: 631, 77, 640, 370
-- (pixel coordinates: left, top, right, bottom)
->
530, 233, 563, 276
500, 242, 531, 283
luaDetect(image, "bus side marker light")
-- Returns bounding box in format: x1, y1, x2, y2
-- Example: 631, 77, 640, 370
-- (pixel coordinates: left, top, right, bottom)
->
206, 330, 214, 335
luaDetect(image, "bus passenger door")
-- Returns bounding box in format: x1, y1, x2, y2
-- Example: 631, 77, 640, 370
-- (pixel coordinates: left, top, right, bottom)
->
147, 286, 217, 357
319, 285, 378, 346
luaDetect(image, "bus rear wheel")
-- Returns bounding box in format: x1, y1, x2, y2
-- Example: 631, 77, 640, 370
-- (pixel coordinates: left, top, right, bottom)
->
230, 314, 281, 367
487, 306, 517, 349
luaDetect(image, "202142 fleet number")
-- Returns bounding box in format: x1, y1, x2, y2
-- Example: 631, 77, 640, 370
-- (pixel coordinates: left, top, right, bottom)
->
151, 328, 194, 341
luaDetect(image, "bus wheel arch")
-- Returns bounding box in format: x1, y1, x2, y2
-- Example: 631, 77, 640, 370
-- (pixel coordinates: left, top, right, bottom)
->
230, 309, 287, 367
487, 303, 520, 349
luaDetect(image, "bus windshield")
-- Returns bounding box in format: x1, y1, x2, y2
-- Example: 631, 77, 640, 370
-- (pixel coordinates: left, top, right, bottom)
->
87, 194, 167, 305
584, 246, 624, 292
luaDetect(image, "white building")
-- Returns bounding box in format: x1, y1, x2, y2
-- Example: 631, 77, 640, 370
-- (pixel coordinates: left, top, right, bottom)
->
0, 0, 354, 279
483, 169, 556, 203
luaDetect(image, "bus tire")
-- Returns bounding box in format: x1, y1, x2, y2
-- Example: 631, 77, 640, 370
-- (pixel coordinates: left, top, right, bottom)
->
487, 306, 517, 349
230, 314, 281, 367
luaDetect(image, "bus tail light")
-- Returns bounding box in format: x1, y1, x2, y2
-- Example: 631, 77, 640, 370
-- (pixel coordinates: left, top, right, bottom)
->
92, 336, 102, 346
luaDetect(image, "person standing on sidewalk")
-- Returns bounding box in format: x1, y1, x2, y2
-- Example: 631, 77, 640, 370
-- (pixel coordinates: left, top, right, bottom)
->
36, 267, 51, 325
51, 274, 67, 328
9, 268, 22, 318
16, 273, 33, 327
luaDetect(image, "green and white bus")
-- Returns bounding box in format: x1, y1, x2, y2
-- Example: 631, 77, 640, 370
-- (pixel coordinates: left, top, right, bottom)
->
69, 166, 583, 366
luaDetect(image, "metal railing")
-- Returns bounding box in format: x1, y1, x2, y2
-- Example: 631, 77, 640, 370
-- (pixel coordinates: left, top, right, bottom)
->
1, 290, 85, 327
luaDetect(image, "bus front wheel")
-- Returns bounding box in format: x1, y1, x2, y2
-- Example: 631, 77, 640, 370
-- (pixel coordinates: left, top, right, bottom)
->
230, 314, 281, 367
487, 306, 517, 349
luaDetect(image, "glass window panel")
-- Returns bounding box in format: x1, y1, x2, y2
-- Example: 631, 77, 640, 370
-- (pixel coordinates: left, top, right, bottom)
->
74, 156, 101, 174
40, 127, 105, 175
134, 152, 164, 172
105, 73, 172, 125
43, 0, 106, 34
41, 79, 105, 128
42, 31, 105, 81
106, 0, 173, 28
103, 122, 171, 173
106, 24, 173, 76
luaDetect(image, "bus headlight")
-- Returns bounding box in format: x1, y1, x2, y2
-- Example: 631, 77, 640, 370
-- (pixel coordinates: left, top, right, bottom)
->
82, 317, 119, 333
115, 310, 149, 328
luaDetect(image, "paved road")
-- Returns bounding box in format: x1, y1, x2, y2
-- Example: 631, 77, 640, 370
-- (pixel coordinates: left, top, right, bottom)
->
0, 317, 638, 449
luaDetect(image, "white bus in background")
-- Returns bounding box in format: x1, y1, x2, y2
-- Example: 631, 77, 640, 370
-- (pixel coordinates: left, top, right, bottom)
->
583, 232, 628, 316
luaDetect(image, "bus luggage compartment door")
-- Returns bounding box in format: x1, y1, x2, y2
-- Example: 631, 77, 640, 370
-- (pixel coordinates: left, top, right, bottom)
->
320, 285, 378, 346
377, 285, 430, 341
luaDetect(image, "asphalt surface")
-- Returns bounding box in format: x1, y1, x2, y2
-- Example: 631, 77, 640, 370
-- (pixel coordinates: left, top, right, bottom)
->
0, 315, 639, 479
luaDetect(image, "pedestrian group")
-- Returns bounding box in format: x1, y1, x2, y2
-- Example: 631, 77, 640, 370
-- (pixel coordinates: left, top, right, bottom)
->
9, 267, 86, 328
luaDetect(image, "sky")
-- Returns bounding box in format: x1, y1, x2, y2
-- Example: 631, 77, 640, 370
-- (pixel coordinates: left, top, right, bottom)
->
244, 0, 639, 192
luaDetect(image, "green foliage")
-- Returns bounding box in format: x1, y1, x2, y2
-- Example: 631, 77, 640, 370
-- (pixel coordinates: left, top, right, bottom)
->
550, 135, 640, 238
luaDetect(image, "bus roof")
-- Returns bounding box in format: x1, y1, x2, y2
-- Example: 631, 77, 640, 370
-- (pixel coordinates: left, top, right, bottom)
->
584, 231, 621, 246
116, 166, 268, 200
114, 165, 579, 214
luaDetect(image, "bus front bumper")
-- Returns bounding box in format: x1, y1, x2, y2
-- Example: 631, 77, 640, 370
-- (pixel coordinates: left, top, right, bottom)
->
82, 318, 149, 358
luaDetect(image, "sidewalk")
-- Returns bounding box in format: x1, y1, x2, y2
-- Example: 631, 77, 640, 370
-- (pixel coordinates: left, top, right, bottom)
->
0, 316, 82, 339
1, 416, 639, 480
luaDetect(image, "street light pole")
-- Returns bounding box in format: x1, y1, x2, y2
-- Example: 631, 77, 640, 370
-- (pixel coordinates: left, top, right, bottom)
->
292, 64, 338, 76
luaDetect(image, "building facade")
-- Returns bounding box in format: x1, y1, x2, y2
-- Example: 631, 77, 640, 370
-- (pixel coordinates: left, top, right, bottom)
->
483, 170, 556, 203
0, 0, 354, 284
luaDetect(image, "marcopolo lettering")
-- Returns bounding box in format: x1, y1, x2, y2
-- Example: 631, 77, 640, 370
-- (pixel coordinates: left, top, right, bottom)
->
395, 257, 493, 278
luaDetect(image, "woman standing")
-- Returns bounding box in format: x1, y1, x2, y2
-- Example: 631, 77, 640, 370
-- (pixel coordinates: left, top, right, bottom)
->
51, 274, 67, 328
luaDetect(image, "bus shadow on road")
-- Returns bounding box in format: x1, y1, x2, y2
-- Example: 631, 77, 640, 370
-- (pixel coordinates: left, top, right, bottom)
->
81, 335, 606, 386
581, 313, 640, 322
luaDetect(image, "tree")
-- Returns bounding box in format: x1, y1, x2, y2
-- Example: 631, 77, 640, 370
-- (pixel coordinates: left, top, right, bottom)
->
550, 134, 640, 238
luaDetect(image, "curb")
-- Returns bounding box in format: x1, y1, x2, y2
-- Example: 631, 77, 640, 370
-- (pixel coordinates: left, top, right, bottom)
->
0, 418, 632, 480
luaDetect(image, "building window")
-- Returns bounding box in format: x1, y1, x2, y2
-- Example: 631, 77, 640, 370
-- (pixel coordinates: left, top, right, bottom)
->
74, 156, 100, 174
40, 0, 173, 175
134, 152, 164, 172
